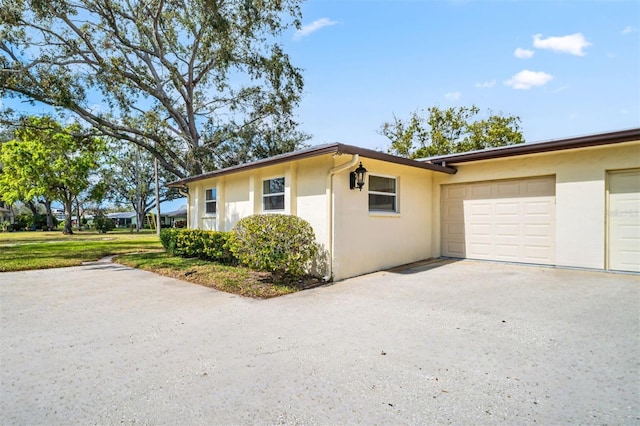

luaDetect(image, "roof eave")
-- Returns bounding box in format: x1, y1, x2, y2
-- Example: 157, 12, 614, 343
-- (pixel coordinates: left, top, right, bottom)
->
426, 128, 640, 165
168, 143, 457, 187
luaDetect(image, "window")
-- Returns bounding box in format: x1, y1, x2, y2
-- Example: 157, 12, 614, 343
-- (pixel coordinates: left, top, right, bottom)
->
263, 177, 285, 211
205, 188, 217, 214
369, 175, 397, 212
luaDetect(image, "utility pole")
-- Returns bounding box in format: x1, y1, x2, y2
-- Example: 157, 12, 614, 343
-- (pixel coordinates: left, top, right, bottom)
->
155, 156, 161, 236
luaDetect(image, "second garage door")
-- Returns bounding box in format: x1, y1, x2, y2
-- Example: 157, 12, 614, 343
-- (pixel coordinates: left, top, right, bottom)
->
442, 176, 556, 265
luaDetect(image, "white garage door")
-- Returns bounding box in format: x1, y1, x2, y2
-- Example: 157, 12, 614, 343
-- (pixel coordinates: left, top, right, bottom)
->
608, 169, 640, 272
442, 176, 556, 265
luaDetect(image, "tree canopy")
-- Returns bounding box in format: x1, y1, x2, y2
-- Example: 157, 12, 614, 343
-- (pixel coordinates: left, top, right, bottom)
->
101, 141, 181, 231
0, 116, 105, 233
0, 0, 306, 178
380, 105, 525, 158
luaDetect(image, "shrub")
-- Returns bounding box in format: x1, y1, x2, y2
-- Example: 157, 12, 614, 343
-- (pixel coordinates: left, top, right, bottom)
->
15, 214, 31, 230
160, 228, 235, 263
227, 214, 318, 277
160, 228, 180, 253
94, 215, 115, 233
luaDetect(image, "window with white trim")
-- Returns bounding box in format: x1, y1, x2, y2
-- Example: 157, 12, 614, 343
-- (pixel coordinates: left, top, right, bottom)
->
368, 175, 397, 212
205, 188, 217, 214
263, 177, 285, 211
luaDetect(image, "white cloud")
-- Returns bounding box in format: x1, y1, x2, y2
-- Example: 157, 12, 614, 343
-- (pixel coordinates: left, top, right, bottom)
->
504, 70, 553, 90
514, 48, 534, 59
445, 91, 462, 100
621, 26, 637, 35
294, 18, 339, 40
475, 80, 496, 88
533, 33, 591, 56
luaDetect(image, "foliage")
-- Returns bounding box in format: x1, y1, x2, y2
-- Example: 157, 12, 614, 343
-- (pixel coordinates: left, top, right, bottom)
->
227, 214, 318, 277
160, 228, 235, 264
0, 116, 106, 234
0, 0, 307, 177
380, 105, 524, 158
0, 230, 162, 272
14, 214, 30, 230
12, 213, 58, 230
117, 251, 303, 298
94, 214, 115, 233
101, 142, 182, 232
159, 228, 180, 253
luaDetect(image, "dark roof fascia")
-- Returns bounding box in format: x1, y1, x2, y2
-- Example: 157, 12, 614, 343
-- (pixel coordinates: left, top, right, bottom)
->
168, 143, 456, 187
426, 128, 640, 166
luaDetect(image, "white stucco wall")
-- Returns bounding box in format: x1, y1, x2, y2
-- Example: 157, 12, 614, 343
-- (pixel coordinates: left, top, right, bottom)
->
331, 158, 435, 281
185, 156, 333, 263
432, 141, 640, 270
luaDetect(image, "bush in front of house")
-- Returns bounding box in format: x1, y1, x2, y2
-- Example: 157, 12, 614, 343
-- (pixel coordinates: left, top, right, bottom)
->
227, 214, 318, 277
94, 214, 115, 233
160, 228, 235, 264
160, 228, 180, 253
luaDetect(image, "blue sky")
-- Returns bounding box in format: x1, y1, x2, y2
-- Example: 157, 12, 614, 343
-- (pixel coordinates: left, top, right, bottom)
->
286, 0, 640, 150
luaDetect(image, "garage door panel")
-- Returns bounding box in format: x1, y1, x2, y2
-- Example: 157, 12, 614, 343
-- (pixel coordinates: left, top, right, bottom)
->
496, 202, 520, 216
496, 181, 521, 196
524, 245, 553, 262
524, 223, 552, 237
496, 224, 519, 237
495, 244, 519, 258
524, 200, 554, 216
442, 176, 555, 265
470, 185, 492, 198
608, 169, 640, 272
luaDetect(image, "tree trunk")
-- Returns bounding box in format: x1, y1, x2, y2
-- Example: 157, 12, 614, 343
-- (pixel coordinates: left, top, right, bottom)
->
137, 209, 145, 233
75, 197, 81, 231
63, 198, 74, 235
26, 200, 40, 216
43, 199, 54, 231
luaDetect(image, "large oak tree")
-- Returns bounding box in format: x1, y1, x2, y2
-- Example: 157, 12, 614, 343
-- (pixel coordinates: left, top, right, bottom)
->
0, 0, 305, 178
380, 105, 525, 158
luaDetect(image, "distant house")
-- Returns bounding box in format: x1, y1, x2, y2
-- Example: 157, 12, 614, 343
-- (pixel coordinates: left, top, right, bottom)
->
106, 211, 137, 228
168, 128, 640, 280
163, 205, 187, 227
0, 199, 12, 224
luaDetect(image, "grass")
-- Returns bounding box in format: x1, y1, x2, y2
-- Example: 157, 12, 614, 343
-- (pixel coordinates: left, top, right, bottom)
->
0, 229, 321, 298
116, 252, 307, 298
0, 229, 163, 271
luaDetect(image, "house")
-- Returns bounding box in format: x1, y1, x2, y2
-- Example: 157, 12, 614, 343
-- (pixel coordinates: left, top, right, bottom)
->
163, 205, 187, 228
106, 211, 137, 228
168, 128, 640, 280
0, 199, 12, 224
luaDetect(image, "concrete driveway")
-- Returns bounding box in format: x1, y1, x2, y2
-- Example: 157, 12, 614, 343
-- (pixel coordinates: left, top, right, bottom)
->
1, 259, 638, 425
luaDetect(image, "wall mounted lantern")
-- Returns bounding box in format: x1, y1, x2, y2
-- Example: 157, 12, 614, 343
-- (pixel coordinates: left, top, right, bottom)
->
349, 162, 367, 191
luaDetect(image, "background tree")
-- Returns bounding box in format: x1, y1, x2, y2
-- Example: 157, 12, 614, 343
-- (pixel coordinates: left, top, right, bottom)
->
380, 105, 524, 158
0, 0, 306, 178
0, 116, 105, 234
101, 142, 181, 232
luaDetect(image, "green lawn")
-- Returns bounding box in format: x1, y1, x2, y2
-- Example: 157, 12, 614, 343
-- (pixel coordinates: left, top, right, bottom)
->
0, 229, 162, 271
0, 229, 320, 298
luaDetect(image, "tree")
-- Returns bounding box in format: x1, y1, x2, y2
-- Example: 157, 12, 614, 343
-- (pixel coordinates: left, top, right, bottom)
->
101, 142, 181, 232
380, 105, 524, 158
0, 116, 105, 234
0, 0, 306, 178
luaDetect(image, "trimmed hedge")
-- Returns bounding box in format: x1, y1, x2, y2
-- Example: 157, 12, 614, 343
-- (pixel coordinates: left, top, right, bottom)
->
227, 214, 318, 277
160, 228, 235, 264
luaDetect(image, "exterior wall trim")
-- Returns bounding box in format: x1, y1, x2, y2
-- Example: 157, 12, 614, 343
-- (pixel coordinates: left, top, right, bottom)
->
427, 128, 640, 165
169, 143, 457, 187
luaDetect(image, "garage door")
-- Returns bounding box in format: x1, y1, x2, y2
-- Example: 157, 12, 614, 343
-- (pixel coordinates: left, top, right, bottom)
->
442, 176, 556, 265
608, 169, 640, 272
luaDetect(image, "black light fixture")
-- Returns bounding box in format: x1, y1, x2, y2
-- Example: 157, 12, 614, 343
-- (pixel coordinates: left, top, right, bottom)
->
349, 162, 367, 191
